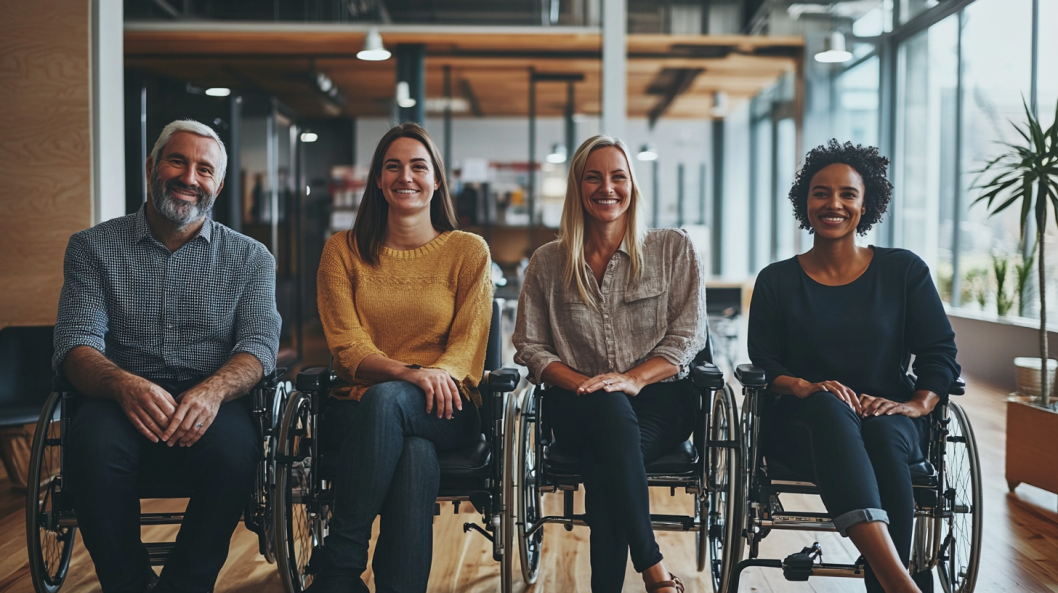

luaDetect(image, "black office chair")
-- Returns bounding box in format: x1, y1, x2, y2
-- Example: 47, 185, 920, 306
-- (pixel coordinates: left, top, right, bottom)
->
272, 299, 521, 593
25, 369, 290, 593
0, 326, 54, 490
513, 341, 735, 592
723, 365, 982, 593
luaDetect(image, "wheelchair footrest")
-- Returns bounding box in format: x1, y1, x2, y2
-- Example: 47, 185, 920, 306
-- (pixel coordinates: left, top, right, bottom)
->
649, 514, 696, 531
145, 542, 177, 566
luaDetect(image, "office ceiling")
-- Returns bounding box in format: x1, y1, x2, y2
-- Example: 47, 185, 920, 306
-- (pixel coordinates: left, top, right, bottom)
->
125, 24, 801, 120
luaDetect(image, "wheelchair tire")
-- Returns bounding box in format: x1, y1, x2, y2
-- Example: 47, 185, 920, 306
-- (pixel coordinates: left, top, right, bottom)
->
702, 384, 742, 593
256, 381, 291, 565
274, 391, 327, 593
937, 401, 982, 593
516, 389, 543, 585
26, 391, 76, 593
501, 391, 517, 593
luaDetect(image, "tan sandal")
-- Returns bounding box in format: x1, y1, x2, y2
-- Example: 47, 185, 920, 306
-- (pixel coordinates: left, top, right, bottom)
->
646, 573, 684, 593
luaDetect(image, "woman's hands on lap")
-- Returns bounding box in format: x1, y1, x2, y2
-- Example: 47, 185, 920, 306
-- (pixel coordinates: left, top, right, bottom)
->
790, 378, 863, 415
577, 372, 643, 396
404, 367, 462, 419
858, 393, 931, 419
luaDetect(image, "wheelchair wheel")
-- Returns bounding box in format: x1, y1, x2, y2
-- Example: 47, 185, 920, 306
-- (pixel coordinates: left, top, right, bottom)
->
26, 391, 76, 593
275, 391, 328, 593
256, 381, 291, 564
516, 389, 543, 585
702, 384, 742, 592
500, 391, 517, 593
937, 401, 982, 593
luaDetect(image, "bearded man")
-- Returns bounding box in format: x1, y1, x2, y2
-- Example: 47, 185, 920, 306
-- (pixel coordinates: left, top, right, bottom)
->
53, 120, 281, 593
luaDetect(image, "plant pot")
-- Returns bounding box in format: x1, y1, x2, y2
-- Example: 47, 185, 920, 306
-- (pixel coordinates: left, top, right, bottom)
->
1006, 397, 1058, 495
1013, 357, 1058, 397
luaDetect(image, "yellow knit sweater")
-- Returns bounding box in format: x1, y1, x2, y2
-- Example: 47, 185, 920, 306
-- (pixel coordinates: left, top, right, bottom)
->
317, 230, 493, 406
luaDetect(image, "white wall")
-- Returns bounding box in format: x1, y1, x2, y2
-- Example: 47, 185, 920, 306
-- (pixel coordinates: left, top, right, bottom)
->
721, 102, 750, 278
92, 0, 125, 224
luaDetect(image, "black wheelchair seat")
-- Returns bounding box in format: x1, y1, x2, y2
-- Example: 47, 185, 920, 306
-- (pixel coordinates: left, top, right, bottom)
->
316, 432, 493, 483
764, 456, 938, 489
543, 439, 699, 477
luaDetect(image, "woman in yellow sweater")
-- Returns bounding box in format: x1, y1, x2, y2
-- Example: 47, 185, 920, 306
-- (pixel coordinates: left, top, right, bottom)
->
309, 123, 492, 593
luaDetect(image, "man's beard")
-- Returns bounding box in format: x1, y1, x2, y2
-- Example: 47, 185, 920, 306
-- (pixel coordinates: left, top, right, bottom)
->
150, 171, 217, 226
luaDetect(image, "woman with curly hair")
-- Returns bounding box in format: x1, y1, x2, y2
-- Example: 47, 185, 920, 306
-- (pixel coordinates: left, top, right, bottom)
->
747, 140, 960, 593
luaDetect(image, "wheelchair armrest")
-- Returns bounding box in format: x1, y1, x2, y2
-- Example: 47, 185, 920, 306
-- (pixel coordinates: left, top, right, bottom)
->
487, 368, 520, 393
691, 362, 725, 390
52, 376, 73, 392
735, 364, 767, 388
949, 377, 966, 396
296, 367, 333, 392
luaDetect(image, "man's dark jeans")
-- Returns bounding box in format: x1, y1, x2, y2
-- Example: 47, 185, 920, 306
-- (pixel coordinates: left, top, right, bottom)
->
66, 379, 261, 593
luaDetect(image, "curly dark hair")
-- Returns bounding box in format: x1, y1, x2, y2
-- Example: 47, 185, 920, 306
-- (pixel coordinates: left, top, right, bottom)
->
788, 139, 893, 236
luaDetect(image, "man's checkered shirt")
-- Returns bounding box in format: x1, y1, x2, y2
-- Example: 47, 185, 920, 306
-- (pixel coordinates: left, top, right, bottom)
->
53, 206, 281, 381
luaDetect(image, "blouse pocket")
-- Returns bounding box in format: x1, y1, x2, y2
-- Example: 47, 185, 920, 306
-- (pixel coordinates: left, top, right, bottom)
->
622, 279, 668, 339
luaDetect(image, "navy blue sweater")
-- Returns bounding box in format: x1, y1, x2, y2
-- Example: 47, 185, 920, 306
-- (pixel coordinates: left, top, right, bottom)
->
747, 247, 960, 402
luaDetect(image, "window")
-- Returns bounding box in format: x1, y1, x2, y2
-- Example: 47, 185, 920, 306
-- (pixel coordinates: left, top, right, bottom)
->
895, 15, 958, 285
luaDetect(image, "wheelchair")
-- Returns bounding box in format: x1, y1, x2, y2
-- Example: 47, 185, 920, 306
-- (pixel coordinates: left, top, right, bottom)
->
513, 344, 738, 592
25, 369, 291, 593
272, 300, 522, 593
723, 364, 982, 593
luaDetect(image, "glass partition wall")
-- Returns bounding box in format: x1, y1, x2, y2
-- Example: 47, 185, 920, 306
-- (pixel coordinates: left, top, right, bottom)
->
751, 0, 1051, 322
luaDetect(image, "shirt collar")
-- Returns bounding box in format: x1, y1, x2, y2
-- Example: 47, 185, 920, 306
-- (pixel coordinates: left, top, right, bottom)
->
617, 238, 629, 255
134, 204, 213, 245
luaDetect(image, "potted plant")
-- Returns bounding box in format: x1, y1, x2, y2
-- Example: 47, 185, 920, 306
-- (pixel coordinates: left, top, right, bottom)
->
974, 97, 1058, 496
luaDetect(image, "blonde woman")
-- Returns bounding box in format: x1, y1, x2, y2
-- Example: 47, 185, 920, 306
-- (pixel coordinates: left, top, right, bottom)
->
513, 136, 706, 593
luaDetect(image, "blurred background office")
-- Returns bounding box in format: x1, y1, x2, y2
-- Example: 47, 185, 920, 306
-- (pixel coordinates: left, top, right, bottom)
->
2, 1, 1057, 591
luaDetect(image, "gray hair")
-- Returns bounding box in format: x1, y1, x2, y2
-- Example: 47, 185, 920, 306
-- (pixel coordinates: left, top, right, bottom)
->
150, 119, 228, 182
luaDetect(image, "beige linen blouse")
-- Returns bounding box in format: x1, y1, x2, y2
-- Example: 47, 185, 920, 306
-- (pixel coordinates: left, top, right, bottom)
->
512, 228, 707, 385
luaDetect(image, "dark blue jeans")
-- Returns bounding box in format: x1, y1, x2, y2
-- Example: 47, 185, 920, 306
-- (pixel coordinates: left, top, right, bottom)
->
320, 381, 480, 593
548, 380, 696, 593
66, 379, 260, 593
762, 392, 930, 593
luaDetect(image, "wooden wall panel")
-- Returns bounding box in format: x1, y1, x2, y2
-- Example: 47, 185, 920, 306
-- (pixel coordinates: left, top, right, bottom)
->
0, 0, 92, 328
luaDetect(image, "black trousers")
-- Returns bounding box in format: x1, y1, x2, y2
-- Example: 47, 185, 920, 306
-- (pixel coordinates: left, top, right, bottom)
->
549, 380, 695, 593
66, 379, 261, 593
762, 392, 930, 593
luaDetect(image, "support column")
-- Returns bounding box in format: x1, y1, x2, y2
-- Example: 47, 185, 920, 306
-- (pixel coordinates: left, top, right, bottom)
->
528, 72, 537, 225
652, 160, 660, 228
677, 163, 685, 228
444, 65, 453, 167
711, 120, 725, 275
601, 0, 626, 139
396, 44, 425, 124
565, 81, 576, 161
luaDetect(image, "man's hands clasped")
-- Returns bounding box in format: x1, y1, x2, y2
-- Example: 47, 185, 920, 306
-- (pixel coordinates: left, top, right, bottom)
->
116, 377, 223, 447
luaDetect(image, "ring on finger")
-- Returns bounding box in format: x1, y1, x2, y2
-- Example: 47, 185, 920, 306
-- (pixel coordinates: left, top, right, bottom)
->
603, 380, 612, 386
195, 422, 204, 429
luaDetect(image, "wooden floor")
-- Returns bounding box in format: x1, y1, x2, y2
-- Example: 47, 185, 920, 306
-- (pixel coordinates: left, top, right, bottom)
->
1, 377, 1056, 593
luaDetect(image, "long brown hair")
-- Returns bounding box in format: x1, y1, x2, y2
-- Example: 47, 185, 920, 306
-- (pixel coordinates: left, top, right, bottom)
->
348, 122, 458, 265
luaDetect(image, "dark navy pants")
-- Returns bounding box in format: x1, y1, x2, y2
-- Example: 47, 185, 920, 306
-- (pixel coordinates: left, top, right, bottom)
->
762, 392, 930, 593
548, 380, 696, 593
66, 379, 261, 593
320, 381, 480, 593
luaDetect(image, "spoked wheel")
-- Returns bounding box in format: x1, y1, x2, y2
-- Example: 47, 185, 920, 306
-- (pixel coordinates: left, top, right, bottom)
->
26, 391, 76, 593
257, 382, 290, 564
938, 401, 982, 593
517, 389, 543, 585
274, 391, 327, 593
702, 384, 742, 592
500, 391, 517, 593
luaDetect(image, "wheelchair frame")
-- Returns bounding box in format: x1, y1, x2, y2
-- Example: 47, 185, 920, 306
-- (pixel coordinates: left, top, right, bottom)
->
724, 364, 983, 593
271, 366, 521, 593
513, 349, 737, 592
24, 370, 290, 593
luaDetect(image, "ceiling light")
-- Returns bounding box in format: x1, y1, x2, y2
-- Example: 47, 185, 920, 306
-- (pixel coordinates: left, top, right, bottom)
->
300, 132, 318, 143
546, 143, 567, 164
396, 81, 417, 109
637, 144, 658, 161
358, 27, 392, 61
815, 32, 853, 63
315, 73, 333, 93
205, 87, 231, 97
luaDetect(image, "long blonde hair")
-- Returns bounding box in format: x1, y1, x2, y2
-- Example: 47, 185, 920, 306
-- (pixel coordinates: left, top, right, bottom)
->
558, 135, 647, 308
